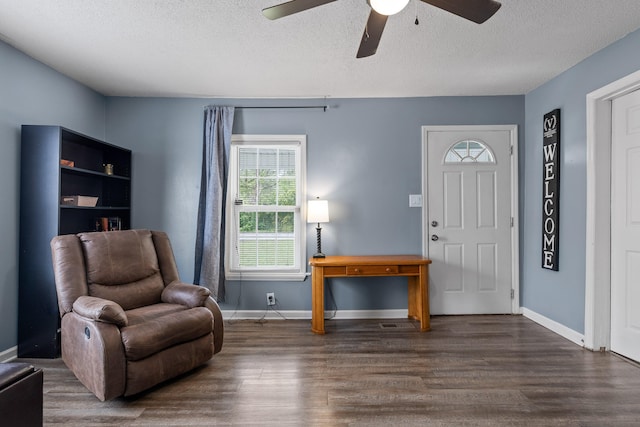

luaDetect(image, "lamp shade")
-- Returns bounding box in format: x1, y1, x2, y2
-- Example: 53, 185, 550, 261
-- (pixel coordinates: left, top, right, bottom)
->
368, 0, 410, 16
307, 199, 329, 223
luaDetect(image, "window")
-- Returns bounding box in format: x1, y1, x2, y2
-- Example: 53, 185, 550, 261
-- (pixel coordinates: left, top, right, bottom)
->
225, 135, 307, 281
444, 139, 495, 163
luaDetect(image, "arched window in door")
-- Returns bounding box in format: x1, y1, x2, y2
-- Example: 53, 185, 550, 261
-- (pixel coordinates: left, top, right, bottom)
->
444, 139, 496, 164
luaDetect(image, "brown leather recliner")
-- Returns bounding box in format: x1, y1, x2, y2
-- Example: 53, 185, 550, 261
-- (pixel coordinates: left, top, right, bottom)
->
50, 229, 223, 401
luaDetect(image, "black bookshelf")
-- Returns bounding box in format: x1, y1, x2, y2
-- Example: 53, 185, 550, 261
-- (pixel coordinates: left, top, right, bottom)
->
18, 125, 132, 358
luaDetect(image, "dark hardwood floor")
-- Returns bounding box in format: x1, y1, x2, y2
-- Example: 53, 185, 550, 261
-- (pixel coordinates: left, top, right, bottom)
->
19, 315, 640, 426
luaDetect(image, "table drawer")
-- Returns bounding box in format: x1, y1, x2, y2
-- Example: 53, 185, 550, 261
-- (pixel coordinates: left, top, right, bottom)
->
347, 265, 399, 275
399, 265, 420, 274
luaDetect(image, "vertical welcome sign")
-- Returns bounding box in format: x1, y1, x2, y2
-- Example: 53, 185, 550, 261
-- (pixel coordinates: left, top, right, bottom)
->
542, 109, 560, 270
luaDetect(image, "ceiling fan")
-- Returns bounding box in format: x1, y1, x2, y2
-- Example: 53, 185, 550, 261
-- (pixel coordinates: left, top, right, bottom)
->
262, 0, 502, 58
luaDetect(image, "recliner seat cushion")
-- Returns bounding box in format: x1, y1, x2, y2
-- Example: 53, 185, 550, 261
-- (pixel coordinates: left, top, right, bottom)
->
125, 303, 187, 326
120, 307, 213, 361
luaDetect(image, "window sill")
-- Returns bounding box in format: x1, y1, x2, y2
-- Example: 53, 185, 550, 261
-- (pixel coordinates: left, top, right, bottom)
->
225, 271, 309, 282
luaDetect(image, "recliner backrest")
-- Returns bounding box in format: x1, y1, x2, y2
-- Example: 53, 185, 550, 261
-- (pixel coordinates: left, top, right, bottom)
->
78, 230, 165, 310
52, 229, 183, 316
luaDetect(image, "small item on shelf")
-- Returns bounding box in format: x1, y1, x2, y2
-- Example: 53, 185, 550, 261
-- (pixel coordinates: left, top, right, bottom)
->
103, 163, 114, 175
60, 159, 75, 167
108, 216, 122, 231
61, 195, 99, 207
95, 216, 121, 231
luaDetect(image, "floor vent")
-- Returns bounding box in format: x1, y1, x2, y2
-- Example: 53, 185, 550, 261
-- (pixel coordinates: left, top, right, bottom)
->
379, 322, 416, 329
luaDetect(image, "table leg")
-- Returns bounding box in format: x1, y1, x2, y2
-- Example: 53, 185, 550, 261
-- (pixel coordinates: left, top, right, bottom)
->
311, 266, 325, 334
407, 276, 418, 320
419, 264, 430, 331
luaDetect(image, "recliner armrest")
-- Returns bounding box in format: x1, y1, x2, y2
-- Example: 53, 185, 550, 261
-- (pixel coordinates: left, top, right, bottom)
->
204, 296, 224, 354
72, 296, 128, 327
161, 281, 211, 308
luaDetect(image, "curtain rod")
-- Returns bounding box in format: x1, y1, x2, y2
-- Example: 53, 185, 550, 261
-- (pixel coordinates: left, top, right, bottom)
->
235, 105, 328, 112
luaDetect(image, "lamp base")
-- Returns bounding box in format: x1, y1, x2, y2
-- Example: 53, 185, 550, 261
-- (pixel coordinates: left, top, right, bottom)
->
313, 225, 326, 258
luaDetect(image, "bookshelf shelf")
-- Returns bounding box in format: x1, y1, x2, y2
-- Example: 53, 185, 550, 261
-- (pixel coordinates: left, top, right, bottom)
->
61, 165, 131, 180
59, 205, 131, 210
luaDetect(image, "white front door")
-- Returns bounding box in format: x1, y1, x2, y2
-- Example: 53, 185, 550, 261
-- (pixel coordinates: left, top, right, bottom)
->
423, 126, 516, 314
611, 89, 640, 363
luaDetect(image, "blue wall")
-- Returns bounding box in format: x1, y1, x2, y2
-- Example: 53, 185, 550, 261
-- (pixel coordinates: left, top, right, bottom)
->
105, 96, 524, 312
522, 29, 640, 333
0, 40, 106, 353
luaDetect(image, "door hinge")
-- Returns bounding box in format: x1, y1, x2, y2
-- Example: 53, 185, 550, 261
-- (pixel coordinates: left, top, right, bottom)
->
510, 217, 514, 227
510, 145, 513, 155
511, 289, 515, 299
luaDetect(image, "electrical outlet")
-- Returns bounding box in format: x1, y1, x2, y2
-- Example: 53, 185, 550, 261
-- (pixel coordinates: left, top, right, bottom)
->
266, 292, 276, 306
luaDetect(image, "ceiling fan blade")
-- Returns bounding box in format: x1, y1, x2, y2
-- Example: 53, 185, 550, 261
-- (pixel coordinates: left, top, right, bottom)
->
356, 10, 388, 58
262, 0, 337, 20
420, 0, 501, 24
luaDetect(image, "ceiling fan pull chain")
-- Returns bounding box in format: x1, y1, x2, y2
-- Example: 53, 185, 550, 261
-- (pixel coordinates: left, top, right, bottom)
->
414, 0, 419, 25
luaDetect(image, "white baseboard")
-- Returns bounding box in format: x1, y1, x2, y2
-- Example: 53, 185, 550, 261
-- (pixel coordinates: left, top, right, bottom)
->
221, 309, 409, 321
223, 310, 308, 320
0, 346, 18, 363
522, 307, 585, 347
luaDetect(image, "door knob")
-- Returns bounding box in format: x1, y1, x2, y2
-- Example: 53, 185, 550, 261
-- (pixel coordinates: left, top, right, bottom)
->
431, 234, 439, 241
431, 221, 438, 227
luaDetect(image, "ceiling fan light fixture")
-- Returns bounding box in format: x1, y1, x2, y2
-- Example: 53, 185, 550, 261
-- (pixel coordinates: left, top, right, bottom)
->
368, 0, 410, 16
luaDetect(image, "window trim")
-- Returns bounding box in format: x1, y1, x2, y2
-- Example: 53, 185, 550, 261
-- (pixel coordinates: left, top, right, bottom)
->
224, 134, 307, 281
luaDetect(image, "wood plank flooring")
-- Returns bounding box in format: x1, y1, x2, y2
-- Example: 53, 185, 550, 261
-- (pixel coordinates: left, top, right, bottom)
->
18, 315, 640, 426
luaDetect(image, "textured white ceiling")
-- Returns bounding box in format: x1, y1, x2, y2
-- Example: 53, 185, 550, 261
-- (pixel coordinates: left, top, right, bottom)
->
1, 0, 640, 98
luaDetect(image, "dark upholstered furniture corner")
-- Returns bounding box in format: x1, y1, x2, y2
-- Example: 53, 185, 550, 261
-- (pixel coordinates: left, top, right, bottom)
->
0, 362, 43, 426
50, 229, 223, 401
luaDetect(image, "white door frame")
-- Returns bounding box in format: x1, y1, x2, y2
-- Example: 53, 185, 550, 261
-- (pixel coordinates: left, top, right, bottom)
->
585, 69, 640, 351
421, 125, 520, 314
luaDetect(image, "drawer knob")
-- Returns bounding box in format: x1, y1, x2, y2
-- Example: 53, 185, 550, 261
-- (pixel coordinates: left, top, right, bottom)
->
354, 268, 360, 273
385, 268, 391, 272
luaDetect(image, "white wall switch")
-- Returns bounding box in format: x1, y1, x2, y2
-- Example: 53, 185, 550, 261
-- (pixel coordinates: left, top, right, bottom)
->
409, 194, 422, 208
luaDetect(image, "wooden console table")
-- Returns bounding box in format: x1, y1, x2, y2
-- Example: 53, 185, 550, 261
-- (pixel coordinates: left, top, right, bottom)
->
309, 255, 432, 334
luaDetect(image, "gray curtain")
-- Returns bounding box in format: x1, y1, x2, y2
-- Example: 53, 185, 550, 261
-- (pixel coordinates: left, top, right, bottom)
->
194, 106, 235, 301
